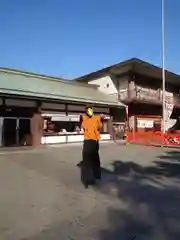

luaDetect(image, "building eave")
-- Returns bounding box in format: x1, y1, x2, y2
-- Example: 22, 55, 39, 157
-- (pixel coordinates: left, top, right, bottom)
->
0, 88, 125, 108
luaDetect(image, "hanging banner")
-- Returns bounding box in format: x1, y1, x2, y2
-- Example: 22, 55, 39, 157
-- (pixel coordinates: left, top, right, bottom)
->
161, 91, 174, 131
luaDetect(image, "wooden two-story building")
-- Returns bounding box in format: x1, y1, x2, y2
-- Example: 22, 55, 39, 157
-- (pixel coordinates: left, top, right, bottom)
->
75, 58, 180, 133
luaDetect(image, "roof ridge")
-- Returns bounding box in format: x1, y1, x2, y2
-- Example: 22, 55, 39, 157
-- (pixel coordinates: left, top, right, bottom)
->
74, 57, 180, 81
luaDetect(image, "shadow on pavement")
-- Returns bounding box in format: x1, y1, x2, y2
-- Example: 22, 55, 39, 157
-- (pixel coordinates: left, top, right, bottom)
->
98, 150, 180, 240
26, 149, 180, 240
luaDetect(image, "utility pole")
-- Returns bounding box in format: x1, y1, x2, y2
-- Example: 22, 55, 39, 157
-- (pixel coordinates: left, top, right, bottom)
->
162, 0, 166, 134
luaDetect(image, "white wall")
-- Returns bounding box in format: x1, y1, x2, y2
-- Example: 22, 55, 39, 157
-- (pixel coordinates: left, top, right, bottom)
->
88, 76, 118, 95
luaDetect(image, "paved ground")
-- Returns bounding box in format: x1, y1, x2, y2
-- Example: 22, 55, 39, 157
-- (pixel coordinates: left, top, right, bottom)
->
0, 142, 180, 240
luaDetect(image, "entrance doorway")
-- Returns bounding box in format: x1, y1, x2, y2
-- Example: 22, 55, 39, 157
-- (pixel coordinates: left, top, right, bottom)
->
18, 118, 31, 145
2, 117, 31, 147
3, 118, 17, 147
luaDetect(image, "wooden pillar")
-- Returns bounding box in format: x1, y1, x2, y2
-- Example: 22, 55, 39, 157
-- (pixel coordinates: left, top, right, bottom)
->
30, 109, 43, 148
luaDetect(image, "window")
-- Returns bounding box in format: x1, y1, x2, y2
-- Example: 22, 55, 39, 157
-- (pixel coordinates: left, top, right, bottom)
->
43, 117, 110, 136
43, 117, 81, 135
106, 83, 109, 88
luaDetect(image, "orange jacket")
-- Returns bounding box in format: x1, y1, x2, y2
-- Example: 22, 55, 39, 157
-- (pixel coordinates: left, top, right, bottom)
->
80, 115, 103, 141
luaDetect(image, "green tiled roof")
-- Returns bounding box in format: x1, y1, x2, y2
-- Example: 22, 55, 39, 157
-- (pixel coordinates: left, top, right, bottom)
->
0, 68, 125, 107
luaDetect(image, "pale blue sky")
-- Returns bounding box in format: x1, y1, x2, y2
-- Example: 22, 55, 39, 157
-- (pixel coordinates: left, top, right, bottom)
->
0, 0, 179, 79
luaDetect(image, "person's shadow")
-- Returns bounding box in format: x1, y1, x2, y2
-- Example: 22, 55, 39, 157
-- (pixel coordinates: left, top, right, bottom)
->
97, 150, 180, 240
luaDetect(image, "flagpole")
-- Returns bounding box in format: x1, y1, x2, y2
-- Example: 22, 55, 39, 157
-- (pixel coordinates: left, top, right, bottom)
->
162, 0, 166, 134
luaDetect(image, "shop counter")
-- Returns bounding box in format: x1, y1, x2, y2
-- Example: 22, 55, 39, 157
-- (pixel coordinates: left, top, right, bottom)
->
41, 132, 111, 145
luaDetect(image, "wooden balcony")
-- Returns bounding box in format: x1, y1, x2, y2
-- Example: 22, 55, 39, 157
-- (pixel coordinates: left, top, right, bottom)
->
119, 86, 180, 106
119, 87, 160, 103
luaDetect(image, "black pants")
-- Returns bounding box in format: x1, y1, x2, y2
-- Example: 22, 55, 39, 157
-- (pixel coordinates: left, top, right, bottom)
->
93, 141, 101, 179
81, 140, 101, 186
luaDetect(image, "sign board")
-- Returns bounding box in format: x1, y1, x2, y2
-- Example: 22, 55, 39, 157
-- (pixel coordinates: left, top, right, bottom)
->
161, 91, 174, 131
137, 119, 154, 129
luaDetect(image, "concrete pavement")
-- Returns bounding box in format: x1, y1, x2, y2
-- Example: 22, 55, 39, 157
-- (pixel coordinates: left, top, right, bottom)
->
0, 143, 180, 239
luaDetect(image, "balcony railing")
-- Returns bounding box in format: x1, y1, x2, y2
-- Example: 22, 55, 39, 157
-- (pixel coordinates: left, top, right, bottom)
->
136, 86, 160, 101
119, 87, 160, 102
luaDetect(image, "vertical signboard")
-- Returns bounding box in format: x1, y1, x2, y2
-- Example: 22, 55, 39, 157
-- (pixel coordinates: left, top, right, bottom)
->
161, 91, 174, 131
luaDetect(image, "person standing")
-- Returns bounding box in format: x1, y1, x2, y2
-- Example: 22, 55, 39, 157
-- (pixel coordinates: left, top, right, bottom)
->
79, 106, 104, 188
